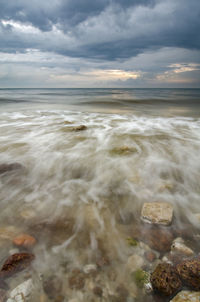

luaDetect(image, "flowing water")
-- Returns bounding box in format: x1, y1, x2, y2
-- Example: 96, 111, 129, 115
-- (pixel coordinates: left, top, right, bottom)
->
0, 88, 200, 301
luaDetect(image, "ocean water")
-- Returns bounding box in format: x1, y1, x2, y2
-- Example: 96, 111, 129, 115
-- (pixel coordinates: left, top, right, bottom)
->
0, 88, 200, 301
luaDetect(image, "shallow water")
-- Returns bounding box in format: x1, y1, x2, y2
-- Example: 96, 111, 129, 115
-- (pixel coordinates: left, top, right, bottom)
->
0, 89, 200, 301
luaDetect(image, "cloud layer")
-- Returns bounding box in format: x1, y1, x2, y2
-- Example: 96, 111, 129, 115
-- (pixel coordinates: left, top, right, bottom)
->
0, 0, 200, 87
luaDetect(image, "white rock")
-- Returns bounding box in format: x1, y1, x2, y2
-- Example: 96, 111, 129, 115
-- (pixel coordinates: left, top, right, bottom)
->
83, 264, 97, 274
9, 248, 19, 255
144, 282, 153, 294
127, 254, 144, 272
170, 290, 200, 302
141, 202, 173, 225
7, 279, 33, 302
171, 238, 194, 256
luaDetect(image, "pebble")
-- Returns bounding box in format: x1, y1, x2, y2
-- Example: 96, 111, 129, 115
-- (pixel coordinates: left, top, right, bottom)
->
13, 234, 36, 248
83, 264, 97, 274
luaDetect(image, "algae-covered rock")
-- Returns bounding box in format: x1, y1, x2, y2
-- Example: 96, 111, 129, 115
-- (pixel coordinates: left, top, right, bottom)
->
176, 258, 200, 290
132, 269, 149, 288
170, 290, 200, 302
126, 237, 138, 247
150, 263, 182, 296
109, 146, 137, 156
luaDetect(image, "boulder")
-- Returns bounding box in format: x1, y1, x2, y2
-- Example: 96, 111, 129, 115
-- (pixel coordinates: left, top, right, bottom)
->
170, 290, 200, 302
176, 258, 200, 290
150, 263, 182, 296
141, 202, 173, 225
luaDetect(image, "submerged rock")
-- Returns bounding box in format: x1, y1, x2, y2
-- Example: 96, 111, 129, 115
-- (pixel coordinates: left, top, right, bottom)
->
176, 258, 200, 290
170, 290, 200, 302
93, 286, 103, 297
0, 289, 6, 302
0, 253, 35, 279
0, 163, 23, 175
127, 254, 144, 272
145, 251, 157, 262
83, 264, 97, 274
150, 263, 182, 296
7, 279, 33, 302
171, 238, 194, 256
141, 202, 173, 226
68, 269, 85, 290
132, 269, 150, 289
13, 234, 36, 248
43, 275, 62, 300
109, 146, 137, 156
72, 125, 87, 131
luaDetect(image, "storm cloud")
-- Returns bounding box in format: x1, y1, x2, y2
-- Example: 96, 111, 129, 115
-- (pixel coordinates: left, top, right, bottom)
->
0, 0, 200, 87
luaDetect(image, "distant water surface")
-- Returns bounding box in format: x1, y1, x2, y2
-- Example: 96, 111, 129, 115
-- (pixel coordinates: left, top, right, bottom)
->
0, 88, 200, 302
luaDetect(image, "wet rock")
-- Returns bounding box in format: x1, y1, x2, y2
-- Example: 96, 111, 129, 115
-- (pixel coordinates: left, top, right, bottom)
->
0, 289, 6, 302
145, 251, 157, 262
170, 290, 200, 302
43, 275, 62, 299
8, 249, 19, 256
0, 163, 23, 175
0, 253, 35, 279
96, 256, 110, 268
115, 284, 129, 301
127, 254, 144, 272
13, 234, 36, 248
176, 258, 200, 290
93, 286, 103, 297
83, 264, 97, 274
7, 279, 33, 302
141, 202, 173, 226
132, 225, 174, 252
109, 146, 137, 156
72, 125, 87, 132
150, 263, 182, 296
171, 238, 194, 256
68, 269, 85, 290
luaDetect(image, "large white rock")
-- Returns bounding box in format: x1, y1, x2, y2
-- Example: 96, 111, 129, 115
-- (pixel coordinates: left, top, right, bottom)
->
7, 279, 33, 302
171, 237, 194, 256
170, 290, 200, 302
141, 202, 173, 225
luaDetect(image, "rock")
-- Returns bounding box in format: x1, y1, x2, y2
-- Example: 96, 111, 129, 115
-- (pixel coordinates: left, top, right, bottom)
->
145, 251, 157, 262
0, 253, 35, 279
43, 275, 62, 299
13, 234, 36, 248
96, 256, 110, 268
8, 249, 19, 256
83, 264, 97, 274
93, 286, 103, 297
7, 279, 33, 302
141, 202, 173, 225
126, 237, 138, 247
127, 254, 144, 272
132, 225, 174, 252
0, 163, 23, 175
132, 269, 150, 289
176, 258, 200, 290
0, 289, 6, 302
144, 282, 153, 294
170, 290, 200, 302
72, 125, 87, 132
171, 238, 194, 256
150, 263, 182, 296
109, 146, 137, 156
68, 269, 85, 290
115, 284, 129, 301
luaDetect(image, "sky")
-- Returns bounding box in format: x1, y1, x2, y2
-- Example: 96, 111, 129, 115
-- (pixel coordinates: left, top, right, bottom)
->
0, 0, 200, 88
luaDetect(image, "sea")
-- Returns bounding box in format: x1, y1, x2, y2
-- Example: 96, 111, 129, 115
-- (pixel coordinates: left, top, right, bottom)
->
0, 88, 200, 301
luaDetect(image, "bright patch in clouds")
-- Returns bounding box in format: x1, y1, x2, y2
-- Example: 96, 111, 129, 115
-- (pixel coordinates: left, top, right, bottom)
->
86, 69, 141, 81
